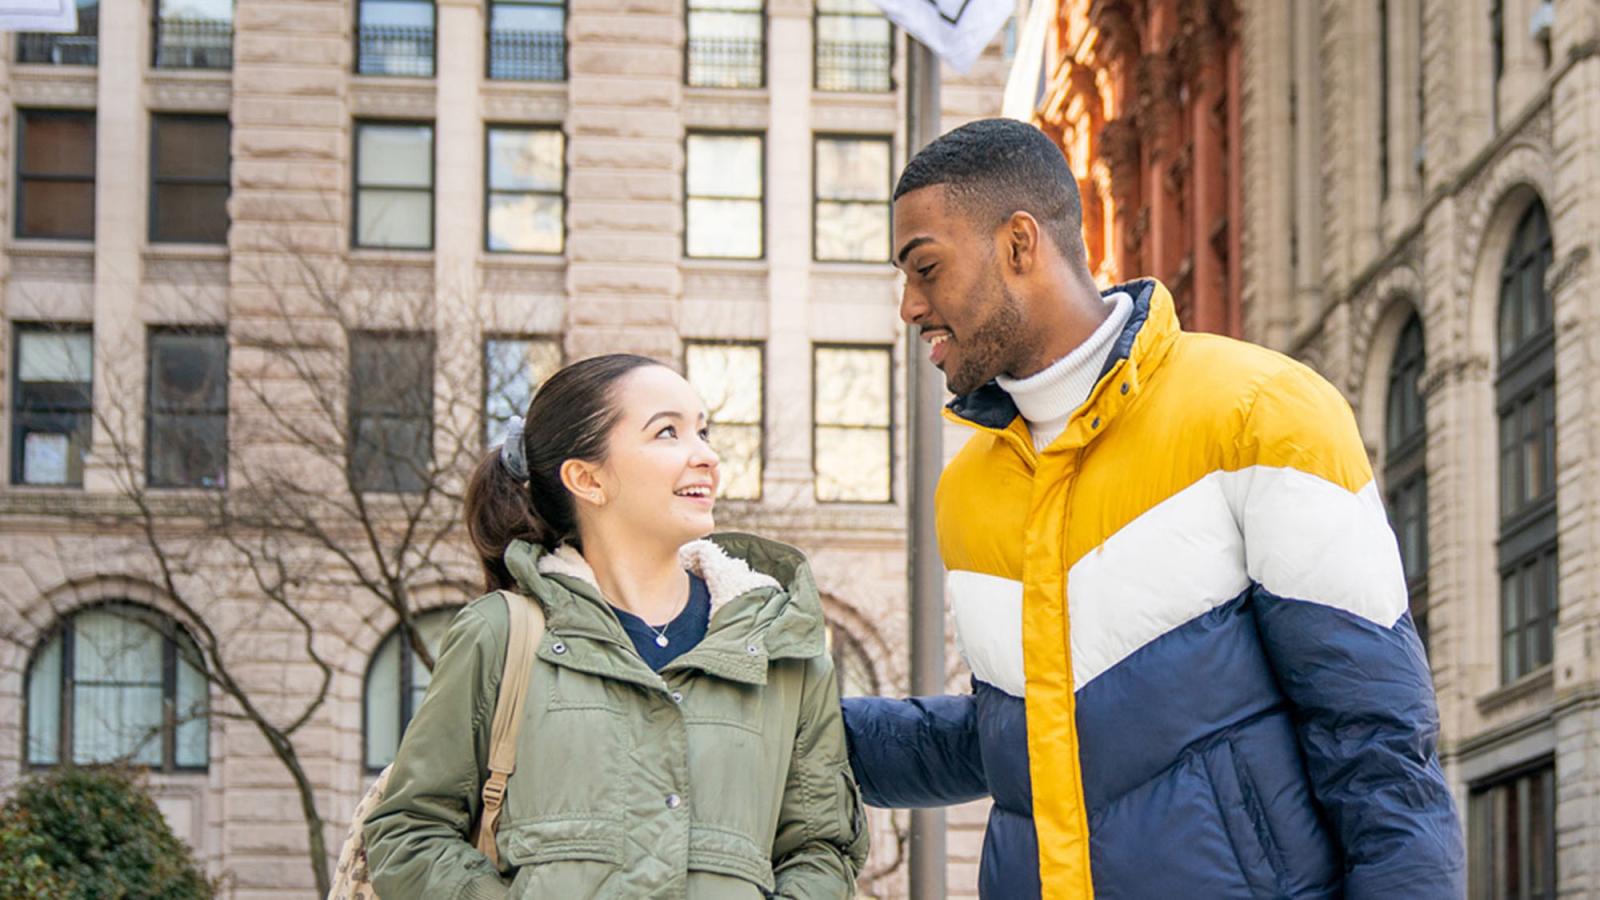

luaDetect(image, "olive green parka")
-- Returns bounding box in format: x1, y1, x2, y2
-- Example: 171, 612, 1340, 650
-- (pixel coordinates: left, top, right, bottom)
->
362, 533, 869, 899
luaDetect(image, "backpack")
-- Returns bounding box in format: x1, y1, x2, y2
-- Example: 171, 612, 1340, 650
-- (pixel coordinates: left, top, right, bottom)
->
327, 590, 546, 900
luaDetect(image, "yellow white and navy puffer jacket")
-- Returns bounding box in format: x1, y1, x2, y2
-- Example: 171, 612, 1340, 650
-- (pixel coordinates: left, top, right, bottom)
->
843, 279, 1464, 899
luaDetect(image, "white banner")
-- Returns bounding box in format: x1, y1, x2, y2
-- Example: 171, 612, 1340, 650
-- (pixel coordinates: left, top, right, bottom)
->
1002, 0, 1055, 121
869, 0, 1013, 75
0, 0, 77, 32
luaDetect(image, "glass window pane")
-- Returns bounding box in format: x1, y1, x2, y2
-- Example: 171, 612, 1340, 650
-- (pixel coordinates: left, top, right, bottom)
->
488, 128, 562, 192
22, 112, 95, 176
687, 135, 762, 198
154, 117, 230, 180
22, 431, 76, 485
361, 0, 433, 28
364, 631, 401, 770
26, 633, 62, 765
817, 0, 880, 14
72, 609, 165, 765
358, 125, 433, 188
353, 334, 432, 414
708, 423, 761, 499
154, 183, 230, 243
352, 417, 431, 492
487, 192, 563, 253
816, 347, 890, 426
816, 139, 889, 201
358, 189, 433, 248
685, 343, 761, 423
484, 337, 561, 446
816, 425, 890, 502
686, 198, 762, 258
160, 0, 235, 21
815, 201, 890, 262
149, 414, 228, 488
491, 2, 564, 32
19, 180, 95, 239
19, 331, 93, 383
174, 643, 208, 767
150, 332, 227, 412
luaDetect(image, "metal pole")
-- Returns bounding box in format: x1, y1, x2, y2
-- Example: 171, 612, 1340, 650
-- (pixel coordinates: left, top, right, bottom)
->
905, 35, 947, 900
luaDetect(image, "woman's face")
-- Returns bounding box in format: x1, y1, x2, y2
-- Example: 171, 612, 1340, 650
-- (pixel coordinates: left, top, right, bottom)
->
589, 365, 720, 547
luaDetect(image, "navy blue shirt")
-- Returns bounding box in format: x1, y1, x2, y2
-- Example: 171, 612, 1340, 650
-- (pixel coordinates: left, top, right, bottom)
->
611, 573, 711, 671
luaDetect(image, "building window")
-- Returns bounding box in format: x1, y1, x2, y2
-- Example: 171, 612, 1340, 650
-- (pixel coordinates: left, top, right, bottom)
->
813, 345, 891, 503
26, 603, 208, 771
357, 0, 435, 77
1384, 313, 1428, 653
364, 607, 456, 771
154, 0, 233, 69
1490, 0, 1504, 130
354, 121, 434, 250
826, 622, 878, 698
16, 0, 98, 66
488, 0, 565, 81
815, 0, 890, 92
1497, 201, 1557, 684
12, 326, 93, 487
684, 342, 763, 500
814, 135, 891, 262
486, 126, 564, 254
15, 109, 96, 240
349, 332, 434, 493
151, 115, 231, 244
147, 329, 228, 489
685, 132, 763, 259
484, 336, 562, 448
1469, 762, 1556, 900
686, 0, 763, 88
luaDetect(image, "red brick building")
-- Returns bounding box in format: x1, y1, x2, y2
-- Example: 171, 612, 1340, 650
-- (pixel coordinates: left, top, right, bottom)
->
1032, 0, 1242, 337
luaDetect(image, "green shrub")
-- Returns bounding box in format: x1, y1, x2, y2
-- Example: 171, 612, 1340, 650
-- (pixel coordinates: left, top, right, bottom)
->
0, 805, 74, 899
2, 766, 213, 900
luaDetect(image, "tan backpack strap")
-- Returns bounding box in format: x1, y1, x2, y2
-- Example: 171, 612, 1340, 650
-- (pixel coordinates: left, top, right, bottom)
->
472, 589, 546, 869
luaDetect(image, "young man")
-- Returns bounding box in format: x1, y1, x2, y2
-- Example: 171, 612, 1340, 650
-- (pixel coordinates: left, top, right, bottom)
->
842, 118, 1464, 899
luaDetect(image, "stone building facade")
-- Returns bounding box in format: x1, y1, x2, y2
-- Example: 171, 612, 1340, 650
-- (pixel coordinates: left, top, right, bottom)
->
0, 2, 1009, 896
1035, 0, 1600, 895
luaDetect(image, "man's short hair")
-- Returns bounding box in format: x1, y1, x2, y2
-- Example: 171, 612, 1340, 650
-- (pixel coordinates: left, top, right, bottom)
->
894, 118, 1086, 264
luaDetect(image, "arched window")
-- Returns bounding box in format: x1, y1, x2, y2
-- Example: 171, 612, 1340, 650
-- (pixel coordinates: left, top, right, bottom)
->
1385, 313, 1429, 655
826, 622, 878, 699
25, 603, 208, 770
364, 607, 458, 772
1496, 201, 1557, 684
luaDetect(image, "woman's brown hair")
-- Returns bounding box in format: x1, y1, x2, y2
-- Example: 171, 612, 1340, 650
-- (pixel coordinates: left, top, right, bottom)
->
464, 353, 665, 592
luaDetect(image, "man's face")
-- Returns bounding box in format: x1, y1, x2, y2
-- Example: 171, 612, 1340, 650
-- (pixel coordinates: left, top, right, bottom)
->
893, 186, 1027, 396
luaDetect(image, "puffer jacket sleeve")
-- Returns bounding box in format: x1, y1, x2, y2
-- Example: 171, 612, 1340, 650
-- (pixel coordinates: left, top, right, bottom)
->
362, 602, 510, 900
771, 653, 871, 899
840, 694, 987, 808
1231, 365, 1465, 899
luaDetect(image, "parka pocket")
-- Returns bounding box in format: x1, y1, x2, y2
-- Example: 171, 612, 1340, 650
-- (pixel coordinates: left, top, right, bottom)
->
837, 770, 866, 846
501, 816, 625, 867
688, 825, 776, 895
1202, 740, 1287, 897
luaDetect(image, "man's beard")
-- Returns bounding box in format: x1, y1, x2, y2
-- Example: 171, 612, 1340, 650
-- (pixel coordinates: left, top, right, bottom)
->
945, 274, 1027, 396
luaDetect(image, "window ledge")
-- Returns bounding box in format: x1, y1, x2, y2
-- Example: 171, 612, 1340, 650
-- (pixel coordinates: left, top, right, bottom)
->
7, 239, 94, 257
349, 248, 434, 266
480, 251, 566, 269
1477, 665, 1555, 714
681, 257, 768, 273
144, 243, 228, 262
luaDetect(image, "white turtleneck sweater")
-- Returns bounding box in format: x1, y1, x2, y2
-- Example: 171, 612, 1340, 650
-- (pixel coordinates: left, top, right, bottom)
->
995, 291, 1133, 452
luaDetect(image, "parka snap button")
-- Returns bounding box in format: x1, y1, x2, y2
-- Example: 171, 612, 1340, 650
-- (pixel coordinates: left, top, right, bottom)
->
746, 645, 760, 655
665, 794, 682, 809
1091, 417, 1101, 429
1120, 382, 1129, 395
551, 641, 566, 654
671, 691, 683, 703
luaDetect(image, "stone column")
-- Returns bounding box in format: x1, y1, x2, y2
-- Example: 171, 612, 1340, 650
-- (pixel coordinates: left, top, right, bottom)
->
83, 0, 150, 491
762, 0, 814, 506
563, 0, 683, 361
434, 0, 486, 468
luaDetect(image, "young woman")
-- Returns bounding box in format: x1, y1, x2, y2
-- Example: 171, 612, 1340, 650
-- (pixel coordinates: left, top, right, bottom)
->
363, 353, 868, 899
